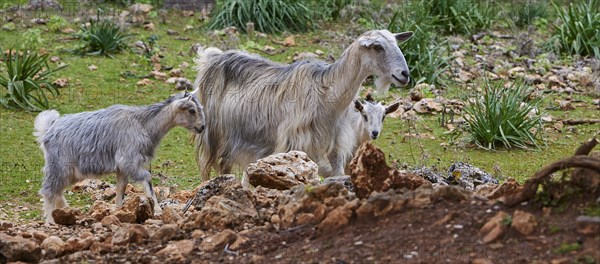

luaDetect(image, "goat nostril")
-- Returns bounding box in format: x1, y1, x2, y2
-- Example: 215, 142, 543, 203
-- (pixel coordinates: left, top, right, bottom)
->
401, 70, 409, 78
372, 131, 379, 137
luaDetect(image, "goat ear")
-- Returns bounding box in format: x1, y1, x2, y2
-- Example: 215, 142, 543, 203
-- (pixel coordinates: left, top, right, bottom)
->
358, 37, 375, 48
365, 93, 374, 102
385, 101, 400, 115
354, 99, 364, 112
184, 91, 190, 97
394, 31, 413, 42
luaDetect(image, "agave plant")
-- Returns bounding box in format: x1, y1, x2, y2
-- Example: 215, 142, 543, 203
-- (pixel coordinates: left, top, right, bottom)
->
0, 50, 67, 111
549, 0, 600, 58
76, 19, 133, 57
463, 79, 544, 150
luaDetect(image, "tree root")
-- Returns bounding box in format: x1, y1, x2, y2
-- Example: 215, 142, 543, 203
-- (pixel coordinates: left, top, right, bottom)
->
504, 138, 600, 207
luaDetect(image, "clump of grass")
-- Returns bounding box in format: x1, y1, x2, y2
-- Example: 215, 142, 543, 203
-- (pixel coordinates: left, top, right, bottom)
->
512, 0, 548, 28
75, 19, 133, 57
387, 1, 450, 86
554, 242, 581, 254
47, 15, 68, 32
463, 79, 544, 150
426, 0, 497, 35
209, 0, 316, 34
0, 50, 67, 111
548, 0, 600, 58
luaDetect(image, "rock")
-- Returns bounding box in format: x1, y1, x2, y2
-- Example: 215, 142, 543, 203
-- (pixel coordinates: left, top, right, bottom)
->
52, 78, 68, 88
446, 162, 497, 191
41, 236, 64, 259
101, 215, 122, 226
228, 235, 250, 251
412, 98, 443, 114
507, 66, 525, 78
479, 211, 509, 243
32, 230, 48, 243
293, 52, 317, 62
52, 207, 80, 225
278, 183, 353, 229
200, 229, 237, 252
191, 175, 239, 210
245, 151, 320, 190
175, 78, 193, 91
576, 215, 600, 235
186, 186, 258, 230
150, 70, 168, 81
117, 195, 155, 223
167, 29, 179, 35
432, 185, 472, 202
322, 175, 354, 192
91, 200, 114, 222
161, 206, 183, 224
169, 68, 183, 77
408, 89, 423, 102
88, 64, 97, 71
317, 199, 359, 234
63, 235, 95, 254
511, 210, 537, 235
0, 221, 13, 231
144, 22, 155, 30
283, 36, 295, 47
0, 233, 42, 263
349, 142, 431, 199
472, 258, 494, 264
157, 239, 195, 259
112, 224, 149, 245
151, 224, 180, 243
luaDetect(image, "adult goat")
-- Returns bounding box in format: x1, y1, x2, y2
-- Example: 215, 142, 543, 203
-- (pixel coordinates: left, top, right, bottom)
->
193, 30, 412, 180
35, 92, 205, 224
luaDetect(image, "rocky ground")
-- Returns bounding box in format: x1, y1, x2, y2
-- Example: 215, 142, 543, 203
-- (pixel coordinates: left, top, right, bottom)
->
1, 141, 599, 264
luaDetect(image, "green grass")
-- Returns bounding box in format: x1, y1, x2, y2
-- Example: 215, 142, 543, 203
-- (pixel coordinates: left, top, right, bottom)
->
0, 5, 598, 223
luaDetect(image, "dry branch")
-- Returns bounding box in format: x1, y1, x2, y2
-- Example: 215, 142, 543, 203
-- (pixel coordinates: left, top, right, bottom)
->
561, 119, 600, 125
504, 138, 600, 207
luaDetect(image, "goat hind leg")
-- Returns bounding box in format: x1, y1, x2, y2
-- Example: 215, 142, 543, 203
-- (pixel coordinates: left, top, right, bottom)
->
115, 170, 128, 207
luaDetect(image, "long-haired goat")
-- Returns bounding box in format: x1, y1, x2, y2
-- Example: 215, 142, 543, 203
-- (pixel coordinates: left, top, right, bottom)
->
34, 92, 205, 224
326, 94, 400, 177
193, 29, 413, 180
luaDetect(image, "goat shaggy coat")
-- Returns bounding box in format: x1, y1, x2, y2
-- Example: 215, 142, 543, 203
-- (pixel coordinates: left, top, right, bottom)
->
193, 30, 413, 180
35, 92, 205, 224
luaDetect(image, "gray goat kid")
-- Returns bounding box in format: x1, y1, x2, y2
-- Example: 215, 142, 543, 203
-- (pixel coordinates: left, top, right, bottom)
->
326, 94, 400, 176
193, 30, 413, 180
34, 92, 205, 224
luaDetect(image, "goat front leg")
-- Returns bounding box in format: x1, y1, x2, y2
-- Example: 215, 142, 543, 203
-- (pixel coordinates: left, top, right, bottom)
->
120, 161, 162, 214
328, 148, 346, 177
116, 170, 128, 207
141, 176, 162, 213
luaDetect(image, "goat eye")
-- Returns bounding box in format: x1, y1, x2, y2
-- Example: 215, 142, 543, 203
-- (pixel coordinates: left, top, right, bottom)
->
363, 114, 368, 121
189, 109, 196, 114
373, 44, 384, 51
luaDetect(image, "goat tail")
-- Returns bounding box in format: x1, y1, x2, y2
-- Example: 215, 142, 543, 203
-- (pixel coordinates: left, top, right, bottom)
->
34, 110, 60, 143
193, 46, 223, 72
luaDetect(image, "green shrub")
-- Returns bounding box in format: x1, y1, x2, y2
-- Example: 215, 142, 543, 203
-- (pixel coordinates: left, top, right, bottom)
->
463, 79, 544, 150
309, 0, 352, 22
209, 0, 315, 34
0, 50, 67, 111
549, 0, 600, 58
512, 0, 548, 28
47, 15, 68, 32
21, 29, 44, 50
388, 2, 450, 86
75, 19, 133, 57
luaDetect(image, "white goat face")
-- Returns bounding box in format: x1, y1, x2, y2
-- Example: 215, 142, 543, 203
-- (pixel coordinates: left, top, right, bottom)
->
358, 30, 413, 87
355, 99, 401, 139
174, 92, 206, 134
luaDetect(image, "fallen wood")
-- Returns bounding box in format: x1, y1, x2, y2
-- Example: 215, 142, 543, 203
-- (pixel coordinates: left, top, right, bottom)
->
561, 119, 600, 125
504, 138, 600, 207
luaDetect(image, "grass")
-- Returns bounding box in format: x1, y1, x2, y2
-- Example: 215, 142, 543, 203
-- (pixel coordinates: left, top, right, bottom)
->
0, 3, 599, 223
549, 0, 600, 58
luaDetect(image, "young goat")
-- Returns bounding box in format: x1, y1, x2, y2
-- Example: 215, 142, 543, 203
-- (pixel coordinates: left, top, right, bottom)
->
34, 92, 205, 224
326, 95, 400, 176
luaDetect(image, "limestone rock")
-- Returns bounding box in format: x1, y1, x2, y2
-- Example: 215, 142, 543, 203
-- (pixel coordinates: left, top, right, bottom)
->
0, 233, 42, 263
480, 211, 509, 243
349, 142, 431, 199
246, 150, 320, 190
117, 195, 155, 224
101, 215, 122, 227
161, 206, 183, 224
200, 229, 237, 252
112, 224, 149, 245
186, 187, 258, 231
41, 236, 64, 259
511, 210, 537, 235
151, 224, 180, 243
322, 175, 354, 192
317, 199, 359, 234
413, 98, 443, 114
157, 239, 195, 260
52, 207, 80, 225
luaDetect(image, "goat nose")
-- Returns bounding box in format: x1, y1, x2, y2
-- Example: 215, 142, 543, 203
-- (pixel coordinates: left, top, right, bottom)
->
372, 131, 379, 138
196, 125, 205, 133
401, 70, 409, 78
